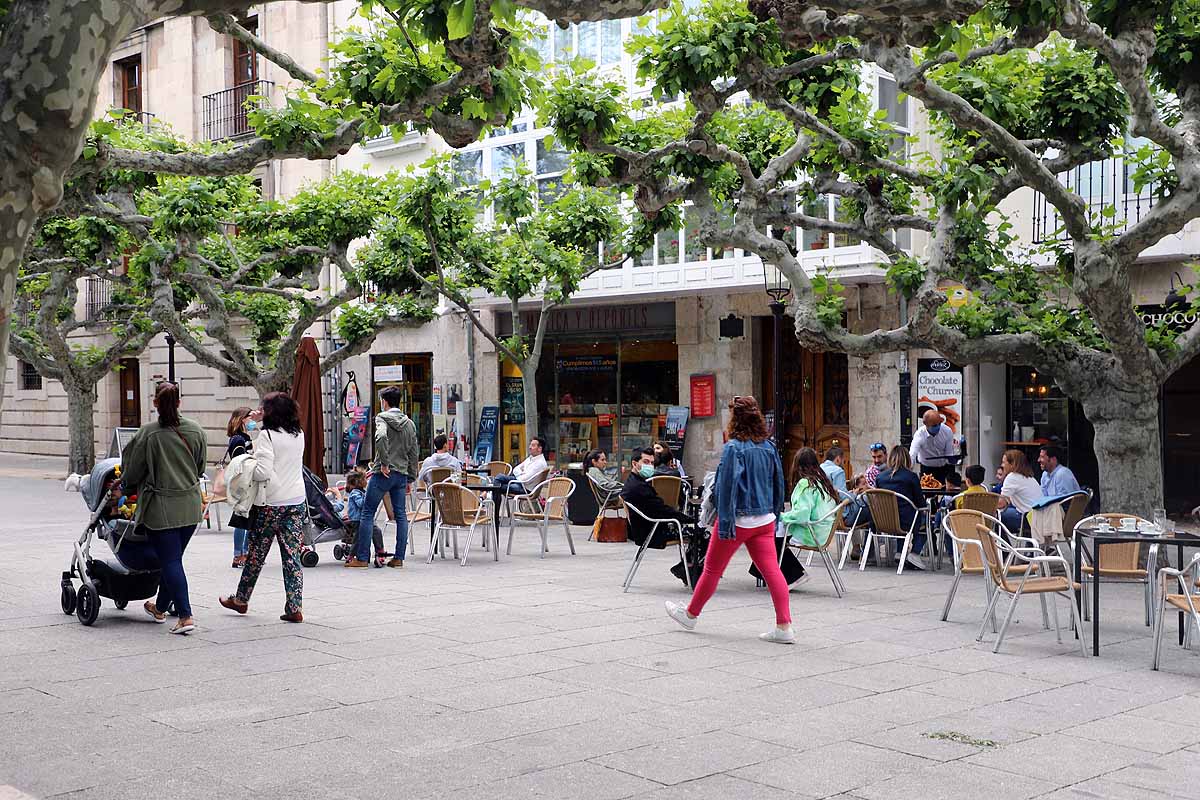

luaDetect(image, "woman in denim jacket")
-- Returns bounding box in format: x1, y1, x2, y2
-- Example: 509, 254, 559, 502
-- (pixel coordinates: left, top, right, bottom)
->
666, 396, 795, 644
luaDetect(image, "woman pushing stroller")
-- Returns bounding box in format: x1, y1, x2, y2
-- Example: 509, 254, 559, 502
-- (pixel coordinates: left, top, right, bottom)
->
121, 382, 208, 635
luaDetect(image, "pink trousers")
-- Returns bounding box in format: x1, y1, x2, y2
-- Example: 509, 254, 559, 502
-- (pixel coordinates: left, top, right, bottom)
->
686, 521, 792, 625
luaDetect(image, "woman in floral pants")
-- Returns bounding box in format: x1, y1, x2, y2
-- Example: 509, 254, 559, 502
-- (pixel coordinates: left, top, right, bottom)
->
219, 393, 307, 622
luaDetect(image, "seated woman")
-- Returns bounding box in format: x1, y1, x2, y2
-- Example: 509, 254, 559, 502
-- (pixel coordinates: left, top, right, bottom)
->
780, 448, 838, 546
652, 441, 685, 479
585, 449, 623, 506
874, 445, 928, 571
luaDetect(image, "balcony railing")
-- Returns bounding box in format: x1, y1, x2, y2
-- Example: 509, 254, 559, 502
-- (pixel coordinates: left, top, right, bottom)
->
85, 277, 114, 324
1032, 158, 1162, 243
202, 80, 274, 141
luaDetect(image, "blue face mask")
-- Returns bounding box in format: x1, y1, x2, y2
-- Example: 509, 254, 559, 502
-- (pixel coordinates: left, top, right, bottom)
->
926, 423, 941, 435
639, 464, 655, 478
245, 420, 258, 432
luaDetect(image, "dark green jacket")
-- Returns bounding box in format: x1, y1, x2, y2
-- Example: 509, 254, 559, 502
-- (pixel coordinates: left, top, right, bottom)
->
372, 408, 419, 478
120, 417, 208, 530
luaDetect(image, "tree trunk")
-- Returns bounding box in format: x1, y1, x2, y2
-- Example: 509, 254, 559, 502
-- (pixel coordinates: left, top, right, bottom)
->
521, 362, 539, 448
65, 380, 99, 476
1079, 387, 1164, 517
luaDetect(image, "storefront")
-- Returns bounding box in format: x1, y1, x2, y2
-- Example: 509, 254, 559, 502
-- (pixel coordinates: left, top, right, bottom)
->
1003, 365, 1099, 491
496, 302, 679, 466
370, 353, 433, 450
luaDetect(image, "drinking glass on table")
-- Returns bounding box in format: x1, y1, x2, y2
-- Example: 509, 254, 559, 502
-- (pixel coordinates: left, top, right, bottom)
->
1153, 508, 1168, 533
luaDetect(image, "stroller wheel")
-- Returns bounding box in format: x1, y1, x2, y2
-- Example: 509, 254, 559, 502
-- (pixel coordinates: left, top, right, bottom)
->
114, 599, 128, 610
300, 549, 319, 568
76, 585, 100, 626
333, 544, 344, 561
60, 584, 77, 615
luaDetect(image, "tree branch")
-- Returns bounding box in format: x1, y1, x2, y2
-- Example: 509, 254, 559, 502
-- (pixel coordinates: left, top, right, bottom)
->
206, 13, 319, 85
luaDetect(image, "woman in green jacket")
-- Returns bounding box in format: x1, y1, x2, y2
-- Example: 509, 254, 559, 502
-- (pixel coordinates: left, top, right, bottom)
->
121, 382, 208, 635
780, 448, 839, 547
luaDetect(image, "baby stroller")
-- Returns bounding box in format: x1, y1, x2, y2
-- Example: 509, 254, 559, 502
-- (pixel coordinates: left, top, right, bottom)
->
300, 467, 346, 567
61, 458, 162, 626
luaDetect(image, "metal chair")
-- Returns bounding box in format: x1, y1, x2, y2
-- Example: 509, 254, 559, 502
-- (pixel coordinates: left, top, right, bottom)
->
648, 475, 684, 511
587, 472, 626, 541
781, 499, 849, 597
428, 481, 495, 566
941, 509, 1033, 630
622, 502, 689, 592
974, 522, 1087, 656
507, 477, 576, 558
860, 489, 923, 574
399, 466, 454, 556
1152, 552, 1200, 670
1072, 513, 1158, 627
485, 460, 512, 478
1060, 489, 1093, 537
504, 468, 550, 518
834, 490, 870, 570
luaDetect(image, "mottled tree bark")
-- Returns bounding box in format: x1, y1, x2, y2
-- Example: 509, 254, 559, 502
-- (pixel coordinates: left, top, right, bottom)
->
64, 378, 98, 477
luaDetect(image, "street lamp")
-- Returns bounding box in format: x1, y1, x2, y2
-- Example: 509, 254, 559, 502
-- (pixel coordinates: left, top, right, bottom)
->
762, 262, 792, 449
164, 332, 177, 383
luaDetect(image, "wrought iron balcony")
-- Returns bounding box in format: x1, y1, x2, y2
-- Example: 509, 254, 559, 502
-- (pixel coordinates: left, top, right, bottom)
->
1032, 157, 1162, 243
84, 276, 114, 324
202, 80, 274, 141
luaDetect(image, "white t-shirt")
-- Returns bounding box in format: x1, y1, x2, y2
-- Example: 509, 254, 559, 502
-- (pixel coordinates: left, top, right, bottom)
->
252, 429, 306, 507
1001, 472, 1042, 514
737, 513, 776, 529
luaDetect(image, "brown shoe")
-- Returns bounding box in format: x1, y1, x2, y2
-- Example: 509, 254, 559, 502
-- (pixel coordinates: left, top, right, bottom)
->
386, 558, 404, 568
219, 595, 248, 614
231, 555, 246, 568
280, 611, 304, 623
343, 558, 370, 568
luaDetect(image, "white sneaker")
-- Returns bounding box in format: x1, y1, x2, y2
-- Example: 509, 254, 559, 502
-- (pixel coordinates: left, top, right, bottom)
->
904, 553, 926, 571
760, 626, 796, 645
789, 573, 812, 592
665, 601, 697, 631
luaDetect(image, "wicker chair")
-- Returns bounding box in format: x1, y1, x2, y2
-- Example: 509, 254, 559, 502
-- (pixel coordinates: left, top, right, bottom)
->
504, 468, 550, 518
404, 467, 454, 557
1152, 552, 1200, 669
428, 481, 494, 566
860, 489, 924, 574
1072, 513, 1158, 627
507, 477, 576, 558
974, 521, 1086, 655
941, 509, 1033, 630
780, 499, 849, 597
648, 475, 684, 511
587, 472, 626, 541
485, 460, 512, 478
958, 491, 1001, 517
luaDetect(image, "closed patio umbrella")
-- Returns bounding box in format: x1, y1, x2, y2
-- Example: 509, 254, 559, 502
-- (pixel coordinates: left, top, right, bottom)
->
292, 336, 327, 485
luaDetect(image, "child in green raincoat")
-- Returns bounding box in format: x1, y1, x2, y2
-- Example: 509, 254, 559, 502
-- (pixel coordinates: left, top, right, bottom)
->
780, 447, 839, 547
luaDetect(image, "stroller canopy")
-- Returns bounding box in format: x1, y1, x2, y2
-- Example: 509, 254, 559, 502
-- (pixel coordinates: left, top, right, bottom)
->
83, 458, 122, 512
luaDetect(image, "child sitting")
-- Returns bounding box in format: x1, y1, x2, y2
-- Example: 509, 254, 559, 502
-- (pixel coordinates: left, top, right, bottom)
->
327, 469, 389, 567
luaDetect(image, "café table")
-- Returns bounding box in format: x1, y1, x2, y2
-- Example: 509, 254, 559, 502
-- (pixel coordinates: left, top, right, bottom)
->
921, 486, 957, 571
1073, 523, 1200, 656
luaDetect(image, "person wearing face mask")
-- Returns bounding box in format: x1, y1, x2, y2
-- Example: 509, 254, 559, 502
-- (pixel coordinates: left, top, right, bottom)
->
908, 409, 961, 482
225, 407, 254, 568
621, 448, 694, 548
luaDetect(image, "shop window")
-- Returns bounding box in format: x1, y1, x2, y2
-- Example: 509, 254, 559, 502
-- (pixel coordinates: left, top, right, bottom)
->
18, 360, 41, 391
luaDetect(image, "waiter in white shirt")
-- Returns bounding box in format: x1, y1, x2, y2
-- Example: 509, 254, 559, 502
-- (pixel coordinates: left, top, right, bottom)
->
909, 409, 961, 481
494, 436, 549, 495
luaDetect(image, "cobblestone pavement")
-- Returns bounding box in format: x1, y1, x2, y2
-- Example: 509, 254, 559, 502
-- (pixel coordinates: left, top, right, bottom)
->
2, 474, 1198, 799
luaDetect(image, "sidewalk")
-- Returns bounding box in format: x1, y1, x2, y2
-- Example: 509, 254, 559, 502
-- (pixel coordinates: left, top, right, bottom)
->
0, 451, 69, 480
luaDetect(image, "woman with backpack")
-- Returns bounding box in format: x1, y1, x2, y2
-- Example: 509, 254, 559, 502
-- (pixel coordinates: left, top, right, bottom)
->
665, 395, 794, 644
219, 392, 307, 623
121, 382, 207, 635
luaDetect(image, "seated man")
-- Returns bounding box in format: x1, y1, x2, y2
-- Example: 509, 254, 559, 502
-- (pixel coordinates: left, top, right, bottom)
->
417, 434, 462, 485
1037, 445, 1081, 498
621, 447, 694, 548
493, 436, 548, 495
820, 446, 848, 495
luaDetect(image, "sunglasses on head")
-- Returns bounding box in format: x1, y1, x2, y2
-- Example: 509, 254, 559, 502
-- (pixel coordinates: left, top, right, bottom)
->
869, 442, 885, 452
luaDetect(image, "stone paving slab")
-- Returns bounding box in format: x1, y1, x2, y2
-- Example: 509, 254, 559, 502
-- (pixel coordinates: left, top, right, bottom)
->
2, 475, 1199, 799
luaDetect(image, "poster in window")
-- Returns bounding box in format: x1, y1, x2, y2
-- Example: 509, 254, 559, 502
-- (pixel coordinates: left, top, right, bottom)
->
502, 377, 525, 425
916, 358, 963, 433
664, 406, 689, 454
690, 374, 716, 418
473, 406, 500, 464
432, 384, 443, 415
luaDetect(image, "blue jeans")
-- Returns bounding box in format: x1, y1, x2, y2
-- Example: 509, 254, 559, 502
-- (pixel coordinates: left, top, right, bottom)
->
493, 474, 525, 494
356, 472, 408, 561
233, 527, 248, 557
1000, 506, 1025, 535
148, 525, 194, 618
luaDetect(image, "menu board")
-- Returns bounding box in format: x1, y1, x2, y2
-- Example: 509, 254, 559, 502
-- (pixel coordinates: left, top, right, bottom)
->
690, 373, 716, 418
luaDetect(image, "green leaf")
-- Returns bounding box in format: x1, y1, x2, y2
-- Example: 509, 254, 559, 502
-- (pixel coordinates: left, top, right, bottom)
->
446, 0, 476, 40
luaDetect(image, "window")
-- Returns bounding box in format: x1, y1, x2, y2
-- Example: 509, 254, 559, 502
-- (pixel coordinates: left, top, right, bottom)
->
542, 20, 625, 66
802, 196, 831, 251
684, 209, 708, 262
578, 21, 598, 63
553, 24, 574, 62
833, 197, 862, 248
878, 76, 909, 158
601, 20, 622, 66
232, 17, 258, 85
535, 138, 568, 206
450, 151, 482, 187
655, 227, 679, 265
491, 142, 525, 177
116, 55, 142, 114
19, 360, 41, 391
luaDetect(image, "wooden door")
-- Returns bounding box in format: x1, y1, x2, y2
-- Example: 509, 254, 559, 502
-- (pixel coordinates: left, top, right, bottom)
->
118, 359, 140, 428
760, 316, 850, 482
